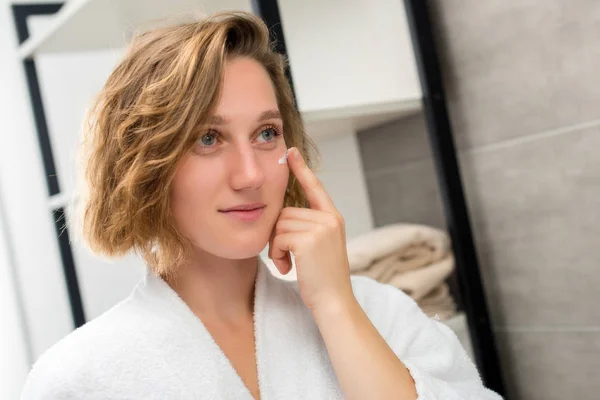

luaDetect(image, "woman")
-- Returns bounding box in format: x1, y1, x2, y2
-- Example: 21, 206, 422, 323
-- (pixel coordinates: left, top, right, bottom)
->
21, 11, 503, 400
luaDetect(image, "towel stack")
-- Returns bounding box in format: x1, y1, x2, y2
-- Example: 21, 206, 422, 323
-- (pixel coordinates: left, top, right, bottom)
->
346, 224, 457, 321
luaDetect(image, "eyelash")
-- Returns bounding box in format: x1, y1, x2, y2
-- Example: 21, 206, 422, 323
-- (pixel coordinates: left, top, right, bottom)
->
197, 124, 283, 149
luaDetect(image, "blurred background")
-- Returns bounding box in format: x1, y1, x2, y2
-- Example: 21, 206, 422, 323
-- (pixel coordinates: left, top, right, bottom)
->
1, 1, 598, 399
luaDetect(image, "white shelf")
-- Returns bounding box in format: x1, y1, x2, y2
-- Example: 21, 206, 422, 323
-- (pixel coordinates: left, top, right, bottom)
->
48, 192, 71, 210
302, 99, 422, 139
19, 0, 253, 59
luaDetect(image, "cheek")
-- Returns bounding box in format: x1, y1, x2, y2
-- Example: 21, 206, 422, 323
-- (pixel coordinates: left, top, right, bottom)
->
170, 159, 220, 224
265, 152, 290, 197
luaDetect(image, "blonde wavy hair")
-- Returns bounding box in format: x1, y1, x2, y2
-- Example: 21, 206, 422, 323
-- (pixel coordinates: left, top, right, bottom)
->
69, 11, 321, 278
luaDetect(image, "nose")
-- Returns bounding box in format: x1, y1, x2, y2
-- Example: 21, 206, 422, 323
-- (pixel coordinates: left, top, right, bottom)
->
229, 144, 266, 191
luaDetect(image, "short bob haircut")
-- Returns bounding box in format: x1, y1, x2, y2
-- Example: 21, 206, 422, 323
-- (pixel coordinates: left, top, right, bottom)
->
70, 11, 321, 279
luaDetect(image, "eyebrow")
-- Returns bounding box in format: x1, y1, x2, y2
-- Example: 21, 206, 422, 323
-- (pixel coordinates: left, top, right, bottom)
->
207, 109, 282, 125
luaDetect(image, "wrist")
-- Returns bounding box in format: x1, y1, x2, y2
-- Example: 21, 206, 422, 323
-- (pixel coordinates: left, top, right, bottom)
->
310, 293, 361, 324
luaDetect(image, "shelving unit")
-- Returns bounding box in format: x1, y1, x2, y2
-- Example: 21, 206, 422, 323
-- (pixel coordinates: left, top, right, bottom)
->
18, 0, 423, 142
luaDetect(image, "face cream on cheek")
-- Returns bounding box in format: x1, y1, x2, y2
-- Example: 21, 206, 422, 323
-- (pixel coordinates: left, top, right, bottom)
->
278, 148, 289, 165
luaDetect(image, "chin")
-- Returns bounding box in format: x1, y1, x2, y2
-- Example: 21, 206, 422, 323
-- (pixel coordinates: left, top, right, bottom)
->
219, 247, 265, 261
218, 233, 269, 259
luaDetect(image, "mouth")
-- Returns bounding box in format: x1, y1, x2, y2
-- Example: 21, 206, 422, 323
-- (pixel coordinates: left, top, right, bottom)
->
219, 205, 266, 222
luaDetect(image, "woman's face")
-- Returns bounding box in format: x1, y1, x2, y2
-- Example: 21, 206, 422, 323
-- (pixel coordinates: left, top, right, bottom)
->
170, 57, 290, 260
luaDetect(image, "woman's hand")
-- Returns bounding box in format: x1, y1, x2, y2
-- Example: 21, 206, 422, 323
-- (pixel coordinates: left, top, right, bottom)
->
267, 148, 422, 399
268, 147, 355, 314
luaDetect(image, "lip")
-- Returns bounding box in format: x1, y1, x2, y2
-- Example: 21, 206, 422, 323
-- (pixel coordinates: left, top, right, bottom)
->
219, 203, 266, 212
219, 206, 265, 222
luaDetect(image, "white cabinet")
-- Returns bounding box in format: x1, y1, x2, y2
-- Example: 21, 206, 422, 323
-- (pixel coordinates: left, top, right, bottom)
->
280, 0, 422, 138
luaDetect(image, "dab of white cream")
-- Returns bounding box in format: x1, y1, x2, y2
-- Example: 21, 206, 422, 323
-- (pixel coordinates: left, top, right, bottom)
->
278, 148, 289, 164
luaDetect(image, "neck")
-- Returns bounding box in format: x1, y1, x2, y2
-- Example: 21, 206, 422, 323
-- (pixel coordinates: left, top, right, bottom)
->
164, 254, 259, 323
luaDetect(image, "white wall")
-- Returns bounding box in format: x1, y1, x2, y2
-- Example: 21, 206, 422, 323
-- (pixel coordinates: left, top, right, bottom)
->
0, 196, 29, 400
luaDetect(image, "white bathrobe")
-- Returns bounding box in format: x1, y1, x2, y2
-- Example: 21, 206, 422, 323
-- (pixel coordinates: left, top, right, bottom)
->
21, 256, 502, 399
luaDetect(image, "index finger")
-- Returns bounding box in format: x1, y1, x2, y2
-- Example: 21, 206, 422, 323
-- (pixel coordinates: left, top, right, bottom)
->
287, 147, 336, 212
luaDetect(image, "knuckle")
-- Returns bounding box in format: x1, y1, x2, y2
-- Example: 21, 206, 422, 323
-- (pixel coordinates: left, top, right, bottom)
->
275, 222, 283, 235
325, 215, 339, 230
325, 213, 344, 230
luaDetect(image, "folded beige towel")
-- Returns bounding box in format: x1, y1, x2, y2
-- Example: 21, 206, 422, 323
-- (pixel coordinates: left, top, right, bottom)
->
347, 223, 457, 319
385, 255, 455, 301
417, 283, 457, 321
346, 224, 450, 272
356, 244, 442, 283
354, 252, 454, 301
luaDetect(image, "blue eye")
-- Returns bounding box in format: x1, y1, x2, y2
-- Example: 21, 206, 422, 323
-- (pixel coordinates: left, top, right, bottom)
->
258, 126, 281, 142
200, 132, 218, 147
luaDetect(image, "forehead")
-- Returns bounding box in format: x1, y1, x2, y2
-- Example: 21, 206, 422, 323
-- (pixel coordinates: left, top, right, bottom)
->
213, 57, 278, 117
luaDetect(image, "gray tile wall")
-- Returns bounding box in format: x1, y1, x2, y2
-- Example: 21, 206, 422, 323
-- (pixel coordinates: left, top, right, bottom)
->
357, 1, 600, 399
